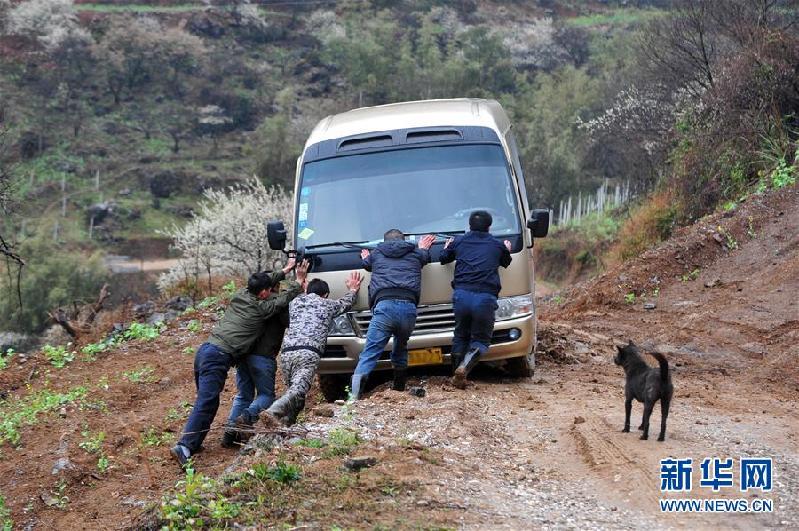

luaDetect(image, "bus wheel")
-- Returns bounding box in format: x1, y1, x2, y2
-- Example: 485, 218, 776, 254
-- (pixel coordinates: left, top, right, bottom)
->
505, 351, 535, 378
318, 374, 350, 402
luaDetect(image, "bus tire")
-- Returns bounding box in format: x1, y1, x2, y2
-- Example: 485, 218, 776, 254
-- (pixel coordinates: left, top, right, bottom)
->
505, 351, 535, 378
318, 374, 350, 402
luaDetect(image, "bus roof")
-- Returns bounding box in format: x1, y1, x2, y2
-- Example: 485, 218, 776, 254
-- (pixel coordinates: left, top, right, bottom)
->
304, 98, 511, 149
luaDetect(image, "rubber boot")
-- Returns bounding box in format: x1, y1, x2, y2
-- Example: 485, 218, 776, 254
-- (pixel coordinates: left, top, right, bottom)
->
450, 352, 464, 375
452, 347, 481, 389
392, 367, 407, 392
350, 373, 368, 401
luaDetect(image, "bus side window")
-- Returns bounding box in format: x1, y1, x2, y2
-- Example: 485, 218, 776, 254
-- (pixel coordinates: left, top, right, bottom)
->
506, 131, 531, 220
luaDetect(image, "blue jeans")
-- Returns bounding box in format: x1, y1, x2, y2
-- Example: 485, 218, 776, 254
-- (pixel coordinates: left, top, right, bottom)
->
178, 342, 234, 454
227, 355, 277, 422
354, 299, 417, 376
452, 289, 498, 356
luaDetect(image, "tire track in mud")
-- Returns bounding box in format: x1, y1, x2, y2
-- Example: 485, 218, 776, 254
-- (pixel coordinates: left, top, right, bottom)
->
570, 415, 660, 509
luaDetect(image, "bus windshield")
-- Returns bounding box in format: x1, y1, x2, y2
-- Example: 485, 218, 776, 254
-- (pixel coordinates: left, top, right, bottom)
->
296, 144, 521, 249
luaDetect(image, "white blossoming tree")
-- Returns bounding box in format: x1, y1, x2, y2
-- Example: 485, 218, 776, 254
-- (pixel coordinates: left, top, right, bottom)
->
6, 0, 90, 51
158, 178, 293, 296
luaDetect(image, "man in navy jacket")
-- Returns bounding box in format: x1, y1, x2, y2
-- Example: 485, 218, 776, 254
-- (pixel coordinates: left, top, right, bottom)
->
350, 229, 435, 399
440, 210, 512, 389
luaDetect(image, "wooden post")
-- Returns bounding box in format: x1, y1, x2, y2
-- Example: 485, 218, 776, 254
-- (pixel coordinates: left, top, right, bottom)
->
95, 169, 100, 191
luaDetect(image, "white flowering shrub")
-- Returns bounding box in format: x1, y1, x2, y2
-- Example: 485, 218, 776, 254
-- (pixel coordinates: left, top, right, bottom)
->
503, 18, 567, 71
306, 10, 344, 45
6, 0, 90, 50
158, 178, 293, 293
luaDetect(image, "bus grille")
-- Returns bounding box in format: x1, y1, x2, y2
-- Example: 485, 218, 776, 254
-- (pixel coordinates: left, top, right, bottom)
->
352, 303, 455, 336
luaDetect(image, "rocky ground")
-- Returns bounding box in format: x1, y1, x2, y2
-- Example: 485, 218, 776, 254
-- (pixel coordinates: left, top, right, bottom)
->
0, 187, 796, 529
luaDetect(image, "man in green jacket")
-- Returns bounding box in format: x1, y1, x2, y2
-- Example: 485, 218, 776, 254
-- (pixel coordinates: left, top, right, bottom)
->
221, 300, 290, 447
171, 259, 305, 468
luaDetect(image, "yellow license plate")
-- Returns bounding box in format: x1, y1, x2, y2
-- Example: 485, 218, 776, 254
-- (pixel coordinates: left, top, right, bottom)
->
408, 347, 443, 366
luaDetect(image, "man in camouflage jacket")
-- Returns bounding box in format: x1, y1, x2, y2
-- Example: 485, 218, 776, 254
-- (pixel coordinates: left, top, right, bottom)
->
170, 259, 304, 469
263, 271, 363, 425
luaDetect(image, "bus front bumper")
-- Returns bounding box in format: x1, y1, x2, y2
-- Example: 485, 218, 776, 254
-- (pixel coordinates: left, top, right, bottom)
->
318, 313, 535, 375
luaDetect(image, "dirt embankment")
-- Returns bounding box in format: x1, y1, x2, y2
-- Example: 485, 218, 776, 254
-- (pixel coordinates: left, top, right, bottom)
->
0, 188, 796, 529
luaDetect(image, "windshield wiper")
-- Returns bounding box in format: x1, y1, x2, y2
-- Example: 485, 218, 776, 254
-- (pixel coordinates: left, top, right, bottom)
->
403, 231, 466, 239
302, 241, 370, 251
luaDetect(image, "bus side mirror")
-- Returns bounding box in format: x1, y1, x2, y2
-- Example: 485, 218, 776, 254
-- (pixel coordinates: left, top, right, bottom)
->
267, 220, 287, 251
527, 209, 549, 238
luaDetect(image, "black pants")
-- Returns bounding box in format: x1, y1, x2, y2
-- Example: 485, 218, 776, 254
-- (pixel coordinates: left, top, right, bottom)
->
178, 342, 234, 454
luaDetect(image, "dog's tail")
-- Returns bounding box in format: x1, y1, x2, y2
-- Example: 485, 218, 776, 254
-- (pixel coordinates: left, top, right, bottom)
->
649, 351, 669, 382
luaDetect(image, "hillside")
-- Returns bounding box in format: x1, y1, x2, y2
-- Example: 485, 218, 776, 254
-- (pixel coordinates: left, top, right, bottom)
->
0, 184, 796, 529
1, 0, 670, 337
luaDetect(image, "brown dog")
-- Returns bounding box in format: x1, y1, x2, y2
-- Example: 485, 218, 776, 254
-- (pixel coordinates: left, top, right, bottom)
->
613, 341, 673, 441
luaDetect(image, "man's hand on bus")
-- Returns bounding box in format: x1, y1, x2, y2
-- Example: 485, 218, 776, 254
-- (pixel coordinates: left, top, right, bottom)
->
282, 257, 297, 275
444, 237, 455, 249
360, 249, 370, 260
295, 259, 310, 288
503, 240, 512, 252
345, 271, 363, 293
418, 234, 436, 250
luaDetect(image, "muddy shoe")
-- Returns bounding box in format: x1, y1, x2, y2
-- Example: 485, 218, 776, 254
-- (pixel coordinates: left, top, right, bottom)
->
261, 412, 281, 429
170, 444, 191, 470
234, 412, 255, 442
452, 368, 468, 389
221, 423, 239, 449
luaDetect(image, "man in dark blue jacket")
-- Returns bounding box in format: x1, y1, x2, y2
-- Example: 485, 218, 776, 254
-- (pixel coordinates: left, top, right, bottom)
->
350, 229, 435, 399
440, 210, 512, 389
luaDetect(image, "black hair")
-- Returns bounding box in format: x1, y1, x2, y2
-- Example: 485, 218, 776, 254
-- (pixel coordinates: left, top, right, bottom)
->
306, 278, 330, 297
247, 271, 276, 295
383, 228, 404, 241
469, 210, 492, 232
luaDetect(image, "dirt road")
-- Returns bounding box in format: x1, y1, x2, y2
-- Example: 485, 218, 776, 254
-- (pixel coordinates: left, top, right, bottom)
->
0, 187, 796, 529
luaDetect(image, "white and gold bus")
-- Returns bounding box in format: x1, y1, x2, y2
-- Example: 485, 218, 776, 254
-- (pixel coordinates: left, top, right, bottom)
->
268, 98, 549, 400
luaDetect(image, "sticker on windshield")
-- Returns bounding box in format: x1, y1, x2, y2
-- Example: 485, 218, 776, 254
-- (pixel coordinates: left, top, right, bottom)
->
298, 203, 308, 222
297, 227, 315, 240
300, 187, 310, 197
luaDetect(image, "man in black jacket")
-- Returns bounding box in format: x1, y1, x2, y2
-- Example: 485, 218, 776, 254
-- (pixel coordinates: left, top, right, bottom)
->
440, 210, 512, 389
350, 229, 435, 399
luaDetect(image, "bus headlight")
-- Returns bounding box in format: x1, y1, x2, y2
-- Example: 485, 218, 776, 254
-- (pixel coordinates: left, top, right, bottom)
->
495, 294, 533, 321
329, 314, 356, 336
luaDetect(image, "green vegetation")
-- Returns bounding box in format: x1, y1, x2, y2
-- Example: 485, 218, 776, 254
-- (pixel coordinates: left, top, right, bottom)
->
624, 293, 636, 305
186, 319, 202, 333
123, 366, 156, 384
324, 428, 361, 457
0, 237, 108, 334
141, 427, 174, 447
718, 226, 738, 251
681, 268, 701, 282
0, 493, 12, 531
0, 349, 13, 371
294, 437, 325, 449
165, 402, 192, 422
0, 386, 88, 446
161, 467, 241, 529
567, 8, 662, 27
79, 429, 110, 472
42, 344, 76, 368
264, 461, 301, 484
78, 3, 207, 13
123, 322, 165, 341
49, 479, 70, 509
